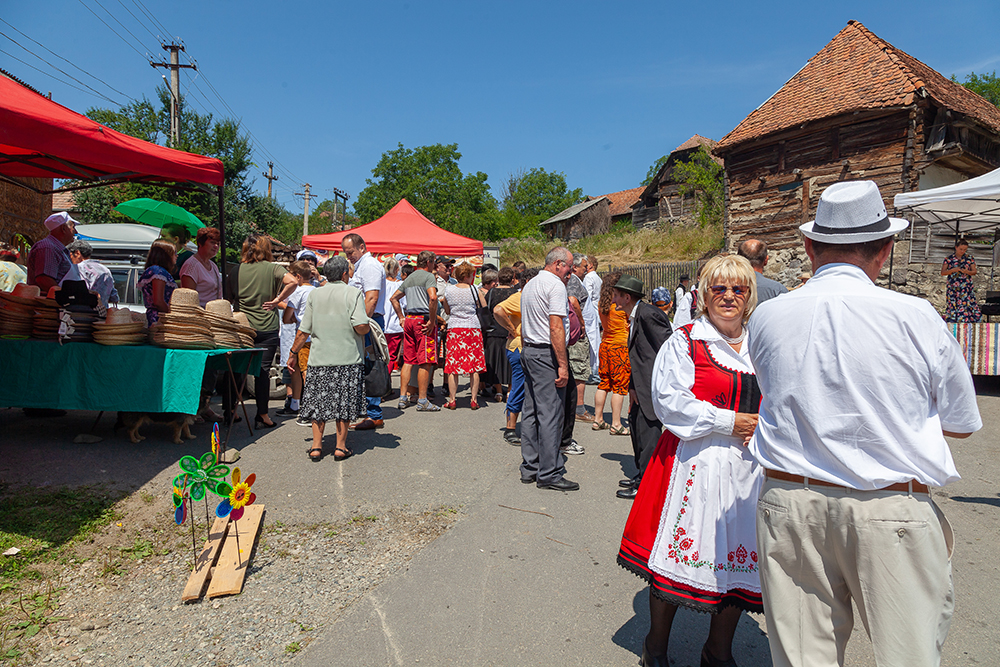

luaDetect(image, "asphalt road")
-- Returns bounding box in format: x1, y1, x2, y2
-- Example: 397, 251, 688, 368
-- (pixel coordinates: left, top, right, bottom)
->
2, 376, 998, 666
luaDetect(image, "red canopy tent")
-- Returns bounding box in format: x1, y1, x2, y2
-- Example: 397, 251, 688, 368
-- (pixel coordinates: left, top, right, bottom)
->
0, 76, 231, 288
301, 198, 484, 256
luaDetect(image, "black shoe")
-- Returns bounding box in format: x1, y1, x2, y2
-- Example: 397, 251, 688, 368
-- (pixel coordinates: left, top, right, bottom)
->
616, 486, 638, 500
520, 474, 536, 484
641, 639, 668, 667
254, 415, 278, 429
618, 475, 640, 489
275, 406, 299, 416
537, 478, 580, 491
503, 428, 521, 445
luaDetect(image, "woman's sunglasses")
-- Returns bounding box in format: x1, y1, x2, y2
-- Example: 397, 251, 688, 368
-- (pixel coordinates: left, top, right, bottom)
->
708, 285, 749, 298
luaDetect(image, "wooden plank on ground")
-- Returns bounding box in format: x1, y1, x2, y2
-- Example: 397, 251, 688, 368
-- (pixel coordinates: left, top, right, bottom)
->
207, 504, 264, 598
182, 514, 230, 601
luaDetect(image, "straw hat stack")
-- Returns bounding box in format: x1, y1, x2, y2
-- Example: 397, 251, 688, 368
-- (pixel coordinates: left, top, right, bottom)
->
93, 308, 147, 346
204, 299, 257, 348
0, 284, 40, 338
149, 288, 216, 349
60, 304, 99, 343
31, 296, 60, 340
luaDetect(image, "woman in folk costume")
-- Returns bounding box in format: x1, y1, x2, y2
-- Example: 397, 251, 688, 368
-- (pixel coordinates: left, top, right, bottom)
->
618, 254, 762, 667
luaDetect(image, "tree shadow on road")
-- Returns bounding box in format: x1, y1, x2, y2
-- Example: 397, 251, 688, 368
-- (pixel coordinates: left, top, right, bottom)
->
950, 494, 1000, 508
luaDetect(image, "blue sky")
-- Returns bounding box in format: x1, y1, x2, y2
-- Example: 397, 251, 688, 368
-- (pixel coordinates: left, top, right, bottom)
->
5, 1, 1000, 216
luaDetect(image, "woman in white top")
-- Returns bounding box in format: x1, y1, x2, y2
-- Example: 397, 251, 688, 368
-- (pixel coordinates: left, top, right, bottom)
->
179, 227, 223, 306
617, 254, 762, 667
441, 262, 487, 410
382, 257, 404, 374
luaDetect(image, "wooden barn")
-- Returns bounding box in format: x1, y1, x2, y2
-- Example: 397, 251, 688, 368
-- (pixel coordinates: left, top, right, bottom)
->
0, 69, 52, 254
539, 196, 610, 240
632, 135, 721, 229
713, 20, 1000, 300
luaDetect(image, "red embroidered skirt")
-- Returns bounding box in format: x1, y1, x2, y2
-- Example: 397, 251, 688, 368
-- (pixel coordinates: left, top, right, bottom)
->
444, 327, 486, 375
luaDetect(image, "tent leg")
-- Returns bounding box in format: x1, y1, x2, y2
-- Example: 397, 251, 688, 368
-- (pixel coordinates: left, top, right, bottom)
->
219, 185, 228, 299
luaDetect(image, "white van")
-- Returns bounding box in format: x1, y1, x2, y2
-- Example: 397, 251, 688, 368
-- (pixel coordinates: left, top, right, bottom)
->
74, 224, 161, 314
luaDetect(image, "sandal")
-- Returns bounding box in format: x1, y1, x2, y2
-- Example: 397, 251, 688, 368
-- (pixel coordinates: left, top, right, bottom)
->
610, 424, 630, 436
308, 447, 323, 462
592, 420, 608, 431
333, 447, 353, 461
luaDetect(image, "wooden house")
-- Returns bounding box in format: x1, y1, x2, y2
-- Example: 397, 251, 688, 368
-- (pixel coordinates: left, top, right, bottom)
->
539, 196, 610, 240
713, 20, 1000, 301
632, 135, 722, 228
602, 186, 645, 227
0, 69, 52, 254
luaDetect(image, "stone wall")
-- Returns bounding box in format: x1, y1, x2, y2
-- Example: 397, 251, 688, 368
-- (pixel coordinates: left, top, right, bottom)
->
0, 177, 52, 252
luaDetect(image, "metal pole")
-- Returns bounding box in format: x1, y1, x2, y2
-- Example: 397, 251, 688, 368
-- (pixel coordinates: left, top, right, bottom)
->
219, 185, 228, 300
169, 46, 181, 145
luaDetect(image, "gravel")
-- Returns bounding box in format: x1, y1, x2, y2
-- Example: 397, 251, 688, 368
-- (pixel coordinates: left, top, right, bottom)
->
29, 508, 458, 666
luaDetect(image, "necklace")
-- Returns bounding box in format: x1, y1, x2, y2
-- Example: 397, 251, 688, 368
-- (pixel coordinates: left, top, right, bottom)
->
716, 325, 746, 345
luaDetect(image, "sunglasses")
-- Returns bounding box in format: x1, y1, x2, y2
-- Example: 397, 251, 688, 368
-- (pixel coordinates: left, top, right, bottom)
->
708, 285, 749, 298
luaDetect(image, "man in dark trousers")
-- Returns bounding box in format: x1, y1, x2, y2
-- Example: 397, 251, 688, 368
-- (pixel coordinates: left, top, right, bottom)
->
612, 275, 673, 499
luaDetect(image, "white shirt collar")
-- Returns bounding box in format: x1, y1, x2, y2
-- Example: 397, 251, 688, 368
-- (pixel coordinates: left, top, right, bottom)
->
624, 300, 639, 322
810, 262, 874, 285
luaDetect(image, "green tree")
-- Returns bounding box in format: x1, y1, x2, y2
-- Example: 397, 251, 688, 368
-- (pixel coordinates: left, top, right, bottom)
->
671, 146, 724, 227
354, 143, 499, 239
70, 85, 258, 253
952, 70, 1000, 108
642, 155, 669, 186
498, 168, 583, 236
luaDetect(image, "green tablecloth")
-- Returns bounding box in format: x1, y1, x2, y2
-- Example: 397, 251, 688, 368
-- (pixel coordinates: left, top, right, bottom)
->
0, 340, 263, 413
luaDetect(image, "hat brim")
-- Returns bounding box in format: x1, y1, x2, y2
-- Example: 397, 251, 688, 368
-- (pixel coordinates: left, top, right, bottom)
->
799, 217, 909, 244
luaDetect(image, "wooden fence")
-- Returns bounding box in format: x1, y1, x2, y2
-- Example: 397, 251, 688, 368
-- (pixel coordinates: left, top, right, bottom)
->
601, 260, 700, 299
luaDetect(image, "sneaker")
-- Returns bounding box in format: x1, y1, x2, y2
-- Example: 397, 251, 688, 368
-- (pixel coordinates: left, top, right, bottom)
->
503, 428, 521, 445
415, 400, 440, 412
276, 406, 299, 416
560, 440, 585, 456
296, 415, 312, 427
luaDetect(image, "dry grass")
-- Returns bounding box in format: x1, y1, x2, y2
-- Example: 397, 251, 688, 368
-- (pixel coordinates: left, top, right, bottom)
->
497, 222, 723, 268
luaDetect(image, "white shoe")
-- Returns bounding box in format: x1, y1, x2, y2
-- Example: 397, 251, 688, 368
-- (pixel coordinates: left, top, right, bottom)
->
560, 441, 585, 455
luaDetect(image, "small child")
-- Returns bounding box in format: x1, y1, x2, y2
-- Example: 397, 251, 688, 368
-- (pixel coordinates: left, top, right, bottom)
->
276, 261, 316, 417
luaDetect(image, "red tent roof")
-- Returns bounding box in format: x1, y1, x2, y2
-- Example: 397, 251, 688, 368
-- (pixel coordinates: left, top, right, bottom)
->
0, 75, 224, 187
302, 199, 484, 255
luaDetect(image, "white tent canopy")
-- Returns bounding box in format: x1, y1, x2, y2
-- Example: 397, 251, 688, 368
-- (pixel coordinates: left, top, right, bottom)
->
894, 167, 1000, 233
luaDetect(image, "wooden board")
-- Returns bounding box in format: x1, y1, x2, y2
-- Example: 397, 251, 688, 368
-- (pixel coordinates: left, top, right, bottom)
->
206, 504, 265, 598
182, 514, 230, 602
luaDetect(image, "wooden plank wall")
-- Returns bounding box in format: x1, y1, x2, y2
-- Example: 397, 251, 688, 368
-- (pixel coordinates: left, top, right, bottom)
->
724, 110, 918, 251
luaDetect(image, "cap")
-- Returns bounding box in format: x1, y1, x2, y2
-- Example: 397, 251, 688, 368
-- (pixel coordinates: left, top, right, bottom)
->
296, 249, 318, 262
45, 211, 78, 231
651, 287, 672, 304
395, 253, 410, 263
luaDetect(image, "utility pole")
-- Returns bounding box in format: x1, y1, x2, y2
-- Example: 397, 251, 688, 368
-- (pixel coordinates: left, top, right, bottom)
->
150, 43, 196, 146
295, 183, 313, 236
262, 162, 278, 199
332, 188, 350, 230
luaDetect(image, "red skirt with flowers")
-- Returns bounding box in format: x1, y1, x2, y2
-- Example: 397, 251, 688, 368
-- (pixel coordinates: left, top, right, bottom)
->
444, 327, 486, 375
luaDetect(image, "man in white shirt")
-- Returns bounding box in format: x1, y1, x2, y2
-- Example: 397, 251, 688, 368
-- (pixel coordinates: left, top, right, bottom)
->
343, 233, 387, 429
747, 181, 982, 667
65, 240, 118, 306
519, 246, 578, 491
737, 238, 788, 303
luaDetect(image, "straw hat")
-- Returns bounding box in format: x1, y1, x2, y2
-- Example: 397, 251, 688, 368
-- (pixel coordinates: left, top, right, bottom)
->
233, 312, 251, 328
12, 284, 40, 299
206, 300, 234, 319
170, 288, 202, 310
105, 309, 134, 325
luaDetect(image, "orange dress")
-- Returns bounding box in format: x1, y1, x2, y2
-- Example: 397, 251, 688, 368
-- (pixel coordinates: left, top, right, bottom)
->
598, 306, 630, 395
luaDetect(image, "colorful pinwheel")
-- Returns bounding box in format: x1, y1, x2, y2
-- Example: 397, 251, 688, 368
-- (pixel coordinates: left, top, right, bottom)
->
172, 452, 231, 525
215, 467, 256, 521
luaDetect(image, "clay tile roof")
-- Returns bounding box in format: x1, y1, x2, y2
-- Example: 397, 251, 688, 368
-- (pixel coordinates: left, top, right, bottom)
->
716, 20, 1000, 152
51, 190, 77, 211
674, 134, 718, 154
596, 186, 645, 217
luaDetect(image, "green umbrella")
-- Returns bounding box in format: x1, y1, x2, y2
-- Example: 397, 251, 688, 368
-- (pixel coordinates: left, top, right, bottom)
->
113, 198, 206, 236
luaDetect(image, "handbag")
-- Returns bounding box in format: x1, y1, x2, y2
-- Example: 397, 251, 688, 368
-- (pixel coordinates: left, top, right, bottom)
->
567, 305, 583, 346
471, 285, 492, 331
364, 320, 391, 398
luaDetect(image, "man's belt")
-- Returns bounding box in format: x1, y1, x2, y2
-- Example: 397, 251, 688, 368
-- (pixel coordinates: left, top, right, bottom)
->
524, 342, 552, 349
765, 469, 929, 494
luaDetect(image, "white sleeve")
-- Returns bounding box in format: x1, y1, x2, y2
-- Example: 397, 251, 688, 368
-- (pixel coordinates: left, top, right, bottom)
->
651, 331, 735, 440
932, 323, 983, 434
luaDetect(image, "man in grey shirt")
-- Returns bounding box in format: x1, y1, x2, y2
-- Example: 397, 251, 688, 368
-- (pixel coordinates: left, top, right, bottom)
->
738, 238, 788, 303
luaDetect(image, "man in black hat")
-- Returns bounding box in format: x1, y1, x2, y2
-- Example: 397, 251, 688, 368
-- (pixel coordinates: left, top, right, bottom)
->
611, 275, 672, 499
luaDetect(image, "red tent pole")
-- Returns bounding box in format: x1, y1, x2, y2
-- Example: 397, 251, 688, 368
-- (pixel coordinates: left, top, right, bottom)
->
218, 185, 228, 300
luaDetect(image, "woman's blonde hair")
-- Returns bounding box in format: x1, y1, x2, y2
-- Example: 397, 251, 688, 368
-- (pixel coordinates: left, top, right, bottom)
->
695, 254, 758, 324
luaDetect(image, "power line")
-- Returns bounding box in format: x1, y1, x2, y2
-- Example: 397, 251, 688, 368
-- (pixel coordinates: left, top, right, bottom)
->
0, 46, 120, 104
130, 0, 173, 42
0, 18, 138, 103
89, 0, 158, 56
114, 0, 161, 45
76, 0, 149, 61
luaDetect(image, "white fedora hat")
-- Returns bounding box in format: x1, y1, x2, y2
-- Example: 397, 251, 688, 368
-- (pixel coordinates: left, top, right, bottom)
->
800, 181, 908, 244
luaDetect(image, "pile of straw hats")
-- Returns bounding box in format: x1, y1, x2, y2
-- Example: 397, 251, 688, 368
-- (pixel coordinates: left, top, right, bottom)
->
60, 305, 99, 343
0, 284, 40, 338
32, 294, 60, 340
93, 308, 147, 346
149, 289, 215, 349
205, 300, 256, 348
